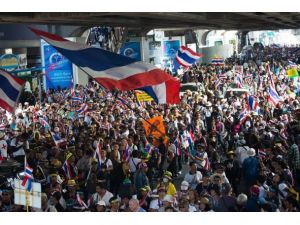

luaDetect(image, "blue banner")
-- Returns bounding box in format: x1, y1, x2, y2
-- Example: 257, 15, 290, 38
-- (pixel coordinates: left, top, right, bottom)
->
41, 40, 73, 90
163, 40, 181, 74
120, 42, 141, 61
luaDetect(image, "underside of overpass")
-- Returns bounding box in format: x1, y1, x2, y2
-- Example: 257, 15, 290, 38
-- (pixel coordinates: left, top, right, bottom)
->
0, 12, 300, 34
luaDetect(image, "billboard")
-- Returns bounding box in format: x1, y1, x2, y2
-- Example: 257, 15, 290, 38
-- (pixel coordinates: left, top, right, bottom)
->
163, 40, 181, 74
120, 42, 141, 61
41, 39, 74, 90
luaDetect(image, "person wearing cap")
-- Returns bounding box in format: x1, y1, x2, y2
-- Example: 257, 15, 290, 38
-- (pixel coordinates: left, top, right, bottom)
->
246, 185, 261, 212
158, 194, 174, 212
95, 200, 107, 212
0, 189, 13, 212
235, 137, 251, 168
133, 162, 149, 196
90, 182, 113, 207
64, 152, 78, 181
149, 186, 166, 212
224, 151, 240, 195
138, 186, 151, 211
161, 171, 177, 198
63, 179, 78, 211
109, 196, 120, 212
49, 171, 62, 194
184, 161, 203, 190
242, 148, 260, 192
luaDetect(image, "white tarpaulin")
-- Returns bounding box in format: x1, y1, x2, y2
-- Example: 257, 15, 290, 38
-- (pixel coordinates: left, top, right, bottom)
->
14, 179, 42, 209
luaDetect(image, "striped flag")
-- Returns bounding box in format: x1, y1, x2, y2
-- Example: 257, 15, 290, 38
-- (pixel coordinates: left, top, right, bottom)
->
239, 109, 249, 124
211, 58, 224, 65
258, 149, 266, 158
94, 142, 102, 169
51, 131, 67, 147
236, 74, 244, 88
30, 28, 173, 91
175, 46, 203, 67
0, 69, 25, 113
247, 95, 259, 111
21, 156, 34, 192
268, 86, 281, 106
244, 72, 253, 81
219, 74, 227, 80
62, 160, 73, 179
76, 103, 88, 115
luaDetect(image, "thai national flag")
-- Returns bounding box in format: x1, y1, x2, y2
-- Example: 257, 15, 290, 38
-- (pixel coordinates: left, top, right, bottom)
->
175, 46, 203, 67
21, 156, 34, 192
94, 142, 102, 169
239, 109, 249, 124
211, 58, 224, 65
268, 86, 281, 106
247, 95, 259, 111
72, 94, 83, 103
139, 78, 180, 104
30, 28, 173, 91
0, 69, 25, 113
116, 96, 129, 106
236, 74, 244, 88
62, 160, 73, 179
51, 132, 67, 147
258, 149, 266, 158
76, 103, 88, 115
219, 74, 227, 80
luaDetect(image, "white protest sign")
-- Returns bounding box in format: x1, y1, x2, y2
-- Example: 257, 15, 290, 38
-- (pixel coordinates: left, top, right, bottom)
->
14, 179, 42, 209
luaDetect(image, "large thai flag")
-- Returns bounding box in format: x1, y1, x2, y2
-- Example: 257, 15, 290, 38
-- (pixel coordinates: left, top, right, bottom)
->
30, 28, 173, 91
0, 69, 25, 113
268, 86, 281, 106
21, 157, 33, 192
175, 46, 203, 67
140, 78, 180, 104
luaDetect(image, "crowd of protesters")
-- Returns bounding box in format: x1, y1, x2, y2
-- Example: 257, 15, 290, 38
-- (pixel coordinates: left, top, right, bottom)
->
0, 44, 300, 212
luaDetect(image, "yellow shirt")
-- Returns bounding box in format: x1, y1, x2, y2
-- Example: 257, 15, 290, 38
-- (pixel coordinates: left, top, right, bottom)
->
156, 182, 177, 197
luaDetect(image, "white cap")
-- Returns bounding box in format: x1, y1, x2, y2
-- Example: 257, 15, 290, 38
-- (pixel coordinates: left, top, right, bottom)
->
181, 181, 189, 191
96, 200, 106, 206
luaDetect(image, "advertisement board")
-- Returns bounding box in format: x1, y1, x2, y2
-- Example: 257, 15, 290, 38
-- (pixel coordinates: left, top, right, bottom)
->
41, 39, 74, 90
163, 40, 180, 74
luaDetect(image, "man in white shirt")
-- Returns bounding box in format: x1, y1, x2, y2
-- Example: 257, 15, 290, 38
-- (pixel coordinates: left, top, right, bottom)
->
184, 162, 203, 189
235, 139, 250, 168
149, 187, 166, 211
91, 183, 114, 207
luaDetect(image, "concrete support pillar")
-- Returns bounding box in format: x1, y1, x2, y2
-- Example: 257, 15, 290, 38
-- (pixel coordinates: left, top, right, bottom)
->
237, 31, 249, 53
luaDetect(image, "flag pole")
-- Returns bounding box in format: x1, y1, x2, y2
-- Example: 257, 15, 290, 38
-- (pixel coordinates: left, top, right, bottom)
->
25, 190, 29, 212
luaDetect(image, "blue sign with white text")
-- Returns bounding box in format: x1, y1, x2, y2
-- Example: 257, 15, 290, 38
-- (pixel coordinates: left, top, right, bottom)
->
41, 40, 73, 90
120, 42, 141, 61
